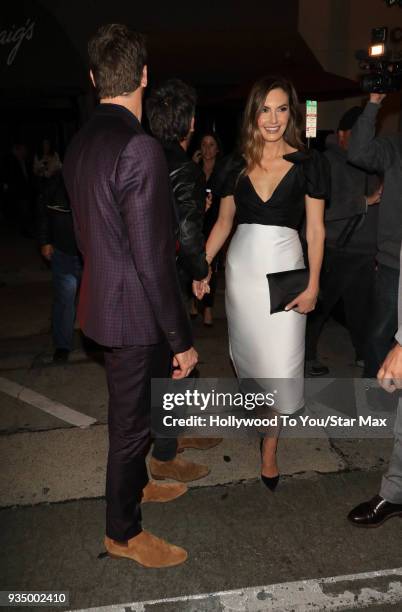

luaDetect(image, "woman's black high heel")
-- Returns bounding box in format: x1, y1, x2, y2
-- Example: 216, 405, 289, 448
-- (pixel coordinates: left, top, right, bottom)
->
260, 439, 280, 491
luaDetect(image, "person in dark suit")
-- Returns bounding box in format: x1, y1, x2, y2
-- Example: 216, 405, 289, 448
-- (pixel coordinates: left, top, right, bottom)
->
63, 24, 197, 568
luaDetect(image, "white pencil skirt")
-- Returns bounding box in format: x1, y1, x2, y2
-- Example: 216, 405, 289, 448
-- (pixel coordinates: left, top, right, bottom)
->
225, 224, 306, 414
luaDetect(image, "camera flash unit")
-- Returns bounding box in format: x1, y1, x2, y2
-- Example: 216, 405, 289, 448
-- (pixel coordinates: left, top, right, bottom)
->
369, 43, 386, 56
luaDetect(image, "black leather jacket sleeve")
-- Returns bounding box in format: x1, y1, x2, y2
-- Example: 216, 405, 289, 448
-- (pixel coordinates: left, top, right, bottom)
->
36, 193, 52, 246
172, 160, 209, 281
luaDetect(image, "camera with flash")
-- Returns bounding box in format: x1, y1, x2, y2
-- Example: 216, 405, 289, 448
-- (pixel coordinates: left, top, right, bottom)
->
356, 27, 402, 93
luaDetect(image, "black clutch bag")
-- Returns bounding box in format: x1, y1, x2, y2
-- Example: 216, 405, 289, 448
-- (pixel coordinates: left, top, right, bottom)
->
266, 268, 309, 314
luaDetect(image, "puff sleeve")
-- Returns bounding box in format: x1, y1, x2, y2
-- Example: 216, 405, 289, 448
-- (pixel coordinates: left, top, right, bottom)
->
303, 149, 331, 200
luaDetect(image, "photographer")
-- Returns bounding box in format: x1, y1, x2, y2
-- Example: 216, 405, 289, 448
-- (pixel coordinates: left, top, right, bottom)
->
347, 93, 402, 377
348, 241, 402, 527
306, 107, 381, 376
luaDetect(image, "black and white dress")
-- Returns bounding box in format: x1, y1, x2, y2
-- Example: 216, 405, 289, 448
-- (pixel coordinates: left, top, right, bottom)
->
224, 150, 330, 413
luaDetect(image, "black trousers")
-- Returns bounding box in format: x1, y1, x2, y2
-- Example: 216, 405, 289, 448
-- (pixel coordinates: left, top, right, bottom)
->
306, 248, 376, 362
152, 283, 190, 462
104, 340, 171, 541
363, 263, 399, 377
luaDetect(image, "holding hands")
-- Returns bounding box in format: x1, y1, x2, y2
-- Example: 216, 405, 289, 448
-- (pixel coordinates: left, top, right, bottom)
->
192, 265, 212, 300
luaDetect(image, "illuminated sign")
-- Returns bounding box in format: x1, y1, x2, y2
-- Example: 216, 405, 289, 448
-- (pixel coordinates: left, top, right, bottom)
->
0, 18, 35, 66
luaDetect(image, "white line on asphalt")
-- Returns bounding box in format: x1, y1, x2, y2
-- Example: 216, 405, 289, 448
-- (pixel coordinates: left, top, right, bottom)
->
70, 566, 402, 611
0, 376, 97, 428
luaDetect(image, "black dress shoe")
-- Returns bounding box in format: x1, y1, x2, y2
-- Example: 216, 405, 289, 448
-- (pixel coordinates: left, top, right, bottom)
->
348, 494, 402, 528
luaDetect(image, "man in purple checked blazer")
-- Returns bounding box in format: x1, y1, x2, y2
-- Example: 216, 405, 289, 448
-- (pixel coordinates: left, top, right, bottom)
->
63, 24, 197, 568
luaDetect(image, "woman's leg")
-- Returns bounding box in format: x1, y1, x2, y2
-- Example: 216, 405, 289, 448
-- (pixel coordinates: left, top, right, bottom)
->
261, 415, 281, 478
261, 436, 279, 477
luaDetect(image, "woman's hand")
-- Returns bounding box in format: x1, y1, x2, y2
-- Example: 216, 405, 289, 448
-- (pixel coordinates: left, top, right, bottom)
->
41, 244, 54, 260
285, 288, 318, 314
192, 149, 202, 163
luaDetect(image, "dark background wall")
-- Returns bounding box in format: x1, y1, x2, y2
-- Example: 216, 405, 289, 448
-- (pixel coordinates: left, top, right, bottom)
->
0, 0, 358, 158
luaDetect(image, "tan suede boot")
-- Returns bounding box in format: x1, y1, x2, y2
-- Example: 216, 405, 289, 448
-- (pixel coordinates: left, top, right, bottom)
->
141, 480, 187, 503
104, 531, 187, 568
149, 456, 210, 482
177, 437, 223, 452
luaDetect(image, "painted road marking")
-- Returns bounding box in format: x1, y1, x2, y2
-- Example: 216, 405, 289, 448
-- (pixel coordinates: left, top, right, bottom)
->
70, 567, 402, 611
0, 376, 96, 428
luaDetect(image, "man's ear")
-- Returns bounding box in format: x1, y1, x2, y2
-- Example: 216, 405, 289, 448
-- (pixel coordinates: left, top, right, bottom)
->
89, 70, 96, 88
190, 116, 195, 132
141, 65, 148, 88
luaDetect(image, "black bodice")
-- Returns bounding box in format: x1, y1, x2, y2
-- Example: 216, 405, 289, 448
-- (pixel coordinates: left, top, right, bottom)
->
224, 149, 330, 230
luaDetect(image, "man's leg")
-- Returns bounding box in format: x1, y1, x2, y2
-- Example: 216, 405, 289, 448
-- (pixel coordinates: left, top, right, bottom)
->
150, 368, 212, 481
104, 342, 188, 567
342, 255, 376, 363
104, 342, 170, 541
364, 264, 399, 377
306, 249, 346, 369
380, 403, 402, 504
51, 249, 81, 355
150, 349, 178, 462
151, 291, 215, 480
348, 401, 402, 526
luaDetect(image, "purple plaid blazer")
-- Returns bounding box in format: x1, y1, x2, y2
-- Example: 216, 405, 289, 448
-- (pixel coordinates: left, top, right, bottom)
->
63, 103, 192, 353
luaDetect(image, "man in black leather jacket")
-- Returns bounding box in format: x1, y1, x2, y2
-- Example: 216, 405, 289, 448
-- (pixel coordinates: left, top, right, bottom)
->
146, 78, 221, 483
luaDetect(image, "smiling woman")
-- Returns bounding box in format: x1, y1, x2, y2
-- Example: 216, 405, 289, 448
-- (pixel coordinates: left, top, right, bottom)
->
203, 75, 330, 490
242, 77, 304, 170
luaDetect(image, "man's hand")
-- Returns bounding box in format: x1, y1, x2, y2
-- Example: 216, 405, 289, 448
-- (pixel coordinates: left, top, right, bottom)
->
377, 343, 402, 393
172, 347, 198, 379
41, 244, 54, 260
370, 93, 386, 105
285, 288, 318, 314
367, 185, 383, 206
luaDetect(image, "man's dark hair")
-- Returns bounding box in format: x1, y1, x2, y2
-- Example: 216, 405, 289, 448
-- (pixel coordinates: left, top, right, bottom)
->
146, 79, 197, 143
88, 24, 147, 98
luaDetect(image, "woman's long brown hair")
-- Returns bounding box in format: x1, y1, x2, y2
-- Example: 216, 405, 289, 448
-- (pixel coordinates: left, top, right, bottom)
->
241, 76, 304, 172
